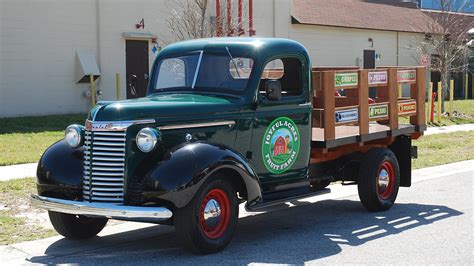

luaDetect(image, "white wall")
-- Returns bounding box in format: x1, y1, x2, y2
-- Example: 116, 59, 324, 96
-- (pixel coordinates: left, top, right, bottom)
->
1, 0, 98, 117
0, 0, 174, 117
0, 0, 427, 117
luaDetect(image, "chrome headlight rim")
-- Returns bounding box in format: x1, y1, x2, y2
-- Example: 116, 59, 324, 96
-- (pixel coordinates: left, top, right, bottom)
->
136, 127, 159, 153
64, 124, 84, 148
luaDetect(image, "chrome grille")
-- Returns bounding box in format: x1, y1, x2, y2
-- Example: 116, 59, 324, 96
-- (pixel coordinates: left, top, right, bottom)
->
83, 130, 126, 204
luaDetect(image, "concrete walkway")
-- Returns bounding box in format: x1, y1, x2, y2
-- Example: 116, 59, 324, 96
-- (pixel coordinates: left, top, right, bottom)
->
0, 163, 37, 182
425, 123, 474, 135
0, 123, 473, 182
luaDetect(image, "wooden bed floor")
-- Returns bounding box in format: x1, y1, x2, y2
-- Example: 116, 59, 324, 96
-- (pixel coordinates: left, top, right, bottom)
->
312, 123, 413, 142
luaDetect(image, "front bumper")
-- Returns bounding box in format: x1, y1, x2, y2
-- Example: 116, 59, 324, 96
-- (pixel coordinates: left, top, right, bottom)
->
31, 195, 173, 221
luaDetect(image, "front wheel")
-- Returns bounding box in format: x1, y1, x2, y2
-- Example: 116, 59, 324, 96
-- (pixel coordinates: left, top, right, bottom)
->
358, 148, 400, 212
174, 178, 238, 254
48, 211, 108, 239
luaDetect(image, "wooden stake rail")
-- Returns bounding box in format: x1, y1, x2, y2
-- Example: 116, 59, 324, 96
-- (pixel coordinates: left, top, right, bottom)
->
311, 67, 426, 148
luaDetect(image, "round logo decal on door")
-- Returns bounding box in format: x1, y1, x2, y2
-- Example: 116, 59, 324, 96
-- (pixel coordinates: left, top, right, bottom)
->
262, 117, 301, 174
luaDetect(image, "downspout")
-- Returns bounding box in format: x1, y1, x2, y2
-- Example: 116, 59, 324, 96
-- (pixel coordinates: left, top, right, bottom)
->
273, 0, 276, 37
95, 0, 101, 100
96, 0, 101, 68
396, 31, 399, 66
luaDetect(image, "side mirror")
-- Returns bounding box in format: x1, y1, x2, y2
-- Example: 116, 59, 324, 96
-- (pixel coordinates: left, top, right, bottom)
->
265, 80, 282, 101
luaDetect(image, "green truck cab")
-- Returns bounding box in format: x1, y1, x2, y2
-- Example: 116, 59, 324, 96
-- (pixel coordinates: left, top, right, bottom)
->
31, 38, 425, 254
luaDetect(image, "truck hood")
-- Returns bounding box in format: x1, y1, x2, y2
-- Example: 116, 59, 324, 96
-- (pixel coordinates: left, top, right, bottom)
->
92, 94, 240, 121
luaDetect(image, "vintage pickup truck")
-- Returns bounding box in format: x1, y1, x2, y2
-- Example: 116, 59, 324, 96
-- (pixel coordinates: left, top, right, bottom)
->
31, 38, 426, 254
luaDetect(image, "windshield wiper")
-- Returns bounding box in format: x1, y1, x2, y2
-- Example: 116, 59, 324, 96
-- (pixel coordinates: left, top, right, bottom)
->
226, 46, 241, 78
192, 51, 204, 89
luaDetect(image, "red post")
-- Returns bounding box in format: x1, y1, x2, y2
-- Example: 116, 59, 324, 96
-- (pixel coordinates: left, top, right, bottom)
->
227, 0, 232, 36
430, 92, 436, 123
216, 0, 222, 37
248, 0, 255, 36
238, 0, 243, 36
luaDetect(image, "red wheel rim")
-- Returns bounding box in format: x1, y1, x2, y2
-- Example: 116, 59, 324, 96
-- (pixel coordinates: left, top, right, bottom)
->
199, 189, 230, 239
377, 161, 395, 200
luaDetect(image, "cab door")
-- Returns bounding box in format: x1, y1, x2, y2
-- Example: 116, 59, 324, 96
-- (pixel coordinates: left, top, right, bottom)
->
250, 57, 312, 191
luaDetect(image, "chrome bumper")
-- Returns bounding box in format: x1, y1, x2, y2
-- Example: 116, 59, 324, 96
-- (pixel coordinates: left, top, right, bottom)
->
30, 195, 173, 221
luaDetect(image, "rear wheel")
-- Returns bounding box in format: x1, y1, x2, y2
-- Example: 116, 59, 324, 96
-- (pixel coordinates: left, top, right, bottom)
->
358, 148, 400, 211
175, 178, 238, 254
48, 211, 108, 239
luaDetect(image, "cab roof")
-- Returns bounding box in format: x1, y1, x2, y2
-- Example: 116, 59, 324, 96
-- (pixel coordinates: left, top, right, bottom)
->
157, 37, 310, 63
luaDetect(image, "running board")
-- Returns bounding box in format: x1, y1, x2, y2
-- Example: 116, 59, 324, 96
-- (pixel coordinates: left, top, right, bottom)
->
247, 187, 331, 212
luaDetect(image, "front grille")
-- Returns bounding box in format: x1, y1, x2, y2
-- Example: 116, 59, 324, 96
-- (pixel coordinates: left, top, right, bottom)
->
83, 130, 126, 204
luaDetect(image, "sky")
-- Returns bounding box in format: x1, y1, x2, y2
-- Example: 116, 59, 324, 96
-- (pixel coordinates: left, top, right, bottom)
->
421, 0, 474, 13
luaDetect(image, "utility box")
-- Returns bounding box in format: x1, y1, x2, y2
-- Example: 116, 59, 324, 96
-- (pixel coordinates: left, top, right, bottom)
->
75, 50, 101, 83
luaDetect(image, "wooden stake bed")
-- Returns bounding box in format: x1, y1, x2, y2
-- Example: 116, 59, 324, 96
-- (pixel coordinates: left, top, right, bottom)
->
310, 67, 426, 160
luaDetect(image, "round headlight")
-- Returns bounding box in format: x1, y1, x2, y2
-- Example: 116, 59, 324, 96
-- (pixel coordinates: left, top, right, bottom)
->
136, 128, 158, 153
65, 125, 84, 148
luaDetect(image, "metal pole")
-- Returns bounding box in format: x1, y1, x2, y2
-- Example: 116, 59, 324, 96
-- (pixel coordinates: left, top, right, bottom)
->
238, 0, 243, 36
249, 0, 255, 36
465, 73, 469, 100
472, 73, 474, 99
437, 81, 442, 123
216, 0, 222, 37
90, 75, 96, 107
449, 79, 454, 115
428, 82, 433, 123
227, 0, 232, 36
398, 84, 402, 98
116, 73, 120, 101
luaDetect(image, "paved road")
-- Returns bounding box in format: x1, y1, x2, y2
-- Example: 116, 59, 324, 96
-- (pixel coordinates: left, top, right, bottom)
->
2, 164, 472, 264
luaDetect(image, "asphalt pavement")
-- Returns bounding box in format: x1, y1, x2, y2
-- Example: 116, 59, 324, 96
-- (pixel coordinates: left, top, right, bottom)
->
1, 161, 472, 265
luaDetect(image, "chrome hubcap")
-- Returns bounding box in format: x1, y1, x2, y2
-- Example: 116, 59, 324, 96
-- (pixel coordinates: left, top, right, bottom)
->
203, 199, 221, 228
378, 169, 390, 191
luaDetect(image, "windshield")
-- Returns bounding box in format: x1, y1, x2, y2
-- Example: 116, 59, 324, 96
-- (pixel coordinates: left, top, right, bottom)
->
153, 51, 253, 94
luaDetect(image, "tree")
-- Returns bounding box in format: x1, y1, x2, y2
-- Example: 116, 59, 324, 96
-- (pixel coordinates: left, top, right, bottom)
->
411, 0, 473, 109
165, 0, 249, 43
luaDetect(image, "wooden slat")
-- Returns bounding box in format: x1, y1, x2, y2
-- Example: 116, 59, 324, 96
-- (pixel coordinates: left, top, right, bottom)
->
323, 71, 336, 140
358, 70, 369, 135
388, 68, 399, 129
411, 67, 426, 125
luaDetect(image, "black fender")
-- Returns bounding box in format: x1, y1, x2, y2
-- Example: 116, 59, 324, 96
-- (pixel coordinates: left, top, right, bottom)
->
141, 142, 262, 209
36, 140, 84, 200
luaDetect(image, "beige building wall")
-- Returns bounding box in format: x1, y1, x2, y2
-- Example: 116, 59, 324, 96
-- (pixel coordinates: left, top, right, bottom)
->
0, 0, 425, 117
0, 0, 175, 117
1, 0, 98, 117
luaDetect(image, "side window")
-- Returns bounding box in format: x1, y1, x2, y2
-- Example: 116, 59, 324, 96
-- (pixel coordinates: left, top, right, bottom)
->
229, 57, 253, 79
156, 58, 186, 89
260, 58, 303, 98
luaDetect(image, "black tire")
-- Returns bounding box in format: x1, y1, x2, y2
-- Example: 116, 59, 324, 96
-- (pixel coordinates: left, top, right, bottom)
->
175, 178, 238, 254
48, 211, 108, 239
310, 179, 331, 191
358, 148, 400, 212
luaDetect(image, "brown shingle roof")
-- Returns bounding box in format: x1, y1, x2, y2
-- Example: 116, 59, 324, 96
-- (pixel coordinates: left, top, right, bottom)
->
292, 0, 434, 33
